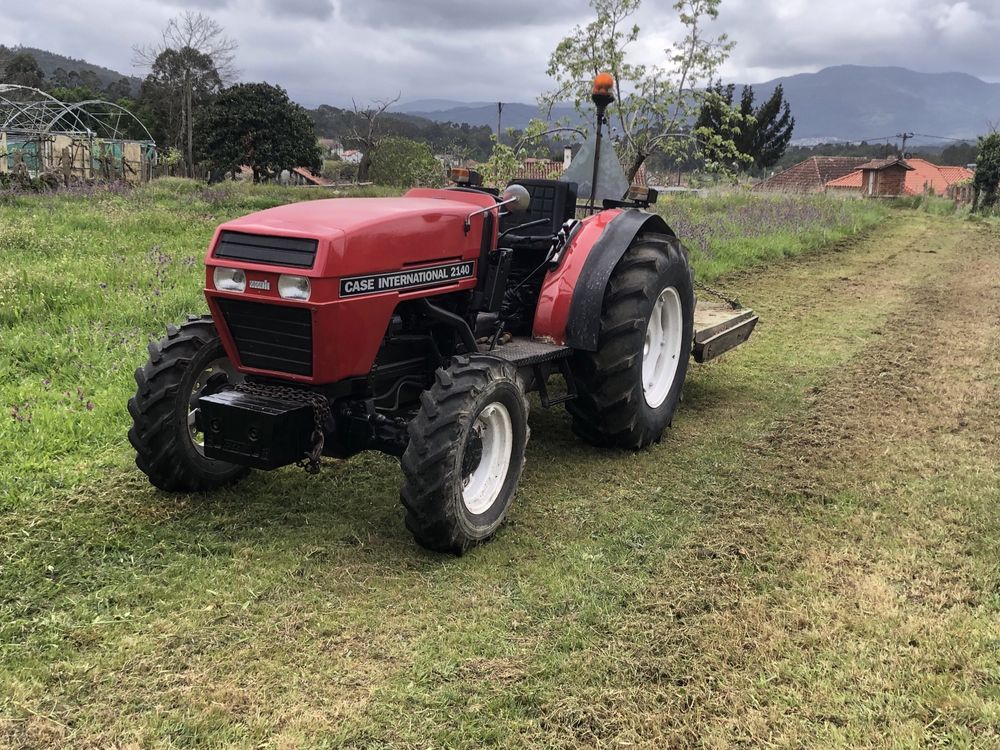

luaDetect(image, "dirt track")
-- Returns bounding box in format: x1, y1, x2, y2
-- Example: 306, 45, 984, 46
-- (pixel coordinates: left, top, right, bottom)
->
581, 213, 1000, 747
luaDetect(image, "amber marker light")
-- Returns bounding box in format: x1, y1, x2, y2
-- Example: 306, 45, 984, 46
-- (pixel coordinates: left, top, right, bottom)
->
592, 72, 615, 95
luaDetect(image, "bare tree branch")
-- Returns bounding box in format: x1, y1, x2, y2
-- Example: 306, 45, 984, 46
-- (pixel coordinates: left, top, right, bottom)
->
349, 93, 402, 182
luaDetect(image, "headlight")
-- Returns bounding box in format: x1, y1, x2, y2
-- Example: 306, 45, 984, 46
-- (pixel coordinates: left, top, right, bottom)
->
213, 266, 246, 292
278, 274, 311, 301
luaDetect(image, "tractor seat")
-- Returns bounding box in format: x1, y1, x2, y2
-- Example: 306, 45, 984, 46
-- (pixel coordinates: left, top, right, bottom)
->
500, 179, 577, 251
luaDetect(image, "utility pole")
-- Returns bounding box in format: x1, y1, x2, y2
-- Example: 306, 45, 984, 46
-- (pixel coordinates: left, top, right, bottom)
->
496, 102, 504, 142
896, 131, 914, 159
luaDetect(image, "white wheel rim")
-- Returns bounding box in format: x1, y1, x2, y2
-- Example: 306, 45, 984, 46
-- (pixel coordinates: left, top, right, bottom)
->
642, 286, 684, 409
462, 402, 514, 515
188, 357, 241, 454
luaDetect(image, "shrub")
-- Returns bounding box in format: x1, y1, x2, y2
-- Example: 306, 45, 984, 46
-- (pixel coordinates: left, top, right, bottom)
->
369, 137, 444, 188
973, 132, 1000, 212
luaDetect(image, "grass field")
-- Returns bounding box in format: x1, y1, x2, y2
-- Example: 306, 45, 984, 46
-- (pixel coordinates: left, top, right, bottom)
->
4, 181, 998, 748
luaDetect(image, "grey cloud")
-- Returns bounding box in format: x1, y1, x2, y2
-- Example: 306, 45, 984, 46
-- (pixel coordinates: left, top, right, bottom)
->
262, 0, 333, 20
339, 0, 582, 29
3, 0, 999, 110
161, 0, 232, 9
713, 0, 1000, 82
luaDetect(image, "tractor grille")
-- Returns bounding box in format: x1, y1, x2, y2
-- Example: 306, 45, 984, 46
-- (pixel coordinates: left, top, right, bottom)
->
217, 298, 313, 376
214, 231, 318, 269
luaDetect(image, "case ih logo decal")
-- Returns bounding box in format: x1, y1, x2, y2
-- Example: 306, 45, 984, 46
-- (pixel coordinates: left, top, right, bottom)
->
340, 261, 475, 297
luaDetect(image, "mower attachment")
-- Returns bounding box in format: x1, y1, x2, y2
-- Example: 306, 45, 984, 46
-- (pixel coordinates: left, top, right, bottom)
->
199, 389, 314, 470
692, 302, 759, 363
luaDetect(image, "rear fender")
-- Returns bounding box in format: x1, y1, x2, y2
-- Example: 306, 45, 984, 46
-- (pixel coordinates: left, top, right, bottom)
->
531, 209, 674, 350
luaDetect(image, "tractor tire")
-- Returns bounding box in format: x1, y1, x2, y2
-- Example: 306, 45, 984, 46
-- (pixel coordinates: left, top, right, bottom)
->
127, 315, 250, 492
400, 354, 529, 554
567, 233, 694, 449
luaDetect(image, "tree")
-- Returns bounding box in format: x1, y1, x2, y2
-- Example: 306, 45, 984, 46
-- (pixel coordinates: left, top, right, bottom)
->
140, 47, 222, 161
197, 82, 321, 183
369, 136, 443, 188
50, 67, 72, 88
697, 82, 794, 171
134, 12, 237, 176
972, 132, 1000, 213
349, 94, 401, 182
940, 141, 977, 167
104, 77, 134, 101
2, 52, 45, 88
542, 0, 747, 181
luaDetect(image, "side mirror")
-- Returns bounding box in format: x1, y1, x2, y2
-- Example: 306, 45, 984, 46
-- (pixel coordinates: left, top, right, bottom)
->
464, 183, 532, 233
501, 184, 531, 214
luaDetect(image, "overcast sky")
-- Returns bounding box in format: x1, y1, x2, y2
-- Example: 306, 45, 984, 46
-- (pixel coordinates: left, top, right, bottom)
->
3, 0, 998, 107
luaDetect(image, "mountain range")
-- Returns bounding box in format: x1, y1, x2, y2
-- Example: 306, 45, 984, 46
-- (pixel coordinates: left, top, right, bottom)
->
396, 65, 998, 145
5, 46, 995, 145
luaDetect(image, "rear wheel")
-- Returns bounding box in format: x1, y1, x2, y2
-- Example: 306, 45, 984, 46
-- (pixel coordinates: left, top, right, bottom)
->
567, 233, 694, 449
400, 354, 529, 554
127, 315, 250, 491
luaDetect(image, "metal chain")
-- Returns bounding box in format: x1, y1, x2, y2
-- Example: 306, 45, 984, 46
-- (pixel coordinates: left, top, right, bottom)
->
233, 380, 331, 474
694, 280, 743, 310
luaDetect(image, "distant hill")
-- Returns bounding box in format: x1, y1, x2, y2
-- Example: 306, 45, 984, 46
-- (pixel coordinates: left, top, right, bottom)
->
0, 45, 140, 95
306, 103, 496, 160
398, 66, 998, 145
396, 100, 579, 132
743, 65, 997, 144
8, 49, 995, 145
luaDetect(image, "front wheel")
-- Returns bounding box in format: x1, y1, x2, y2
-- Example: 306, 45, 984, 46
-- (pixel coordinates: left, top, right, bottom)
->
400, 354, 529, 554
567, 233, 695, 449
127, 315, 250, 492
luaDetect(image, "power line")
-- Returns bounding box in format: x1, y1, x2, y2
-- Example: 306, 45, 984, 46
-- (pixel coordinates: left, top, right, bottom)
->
912, 132, 974, 142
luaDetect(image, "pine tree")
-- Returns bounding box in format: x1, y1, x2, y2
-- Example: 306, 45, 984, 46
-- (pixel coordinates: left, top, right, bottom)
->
696, 82, 795, 172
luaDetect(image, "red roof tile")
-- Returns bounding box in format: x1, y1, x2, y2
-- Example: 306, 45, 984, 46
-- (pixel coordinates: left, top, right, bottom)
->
512, 160, 564, 181
510, 160, 647, 187
754, 157, 870, 192
826, 158, 973, 196
856, 157, 914, 171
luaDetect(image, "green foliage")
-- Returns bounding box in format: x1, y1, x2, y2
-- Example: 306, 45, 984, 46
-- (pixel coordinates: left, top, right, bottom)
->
939, 141, 978, 166
309, 104, 495, 161
160, 147, 183, 168
0, 51, 45, 88
321, 158, 357, 182
197, 83, 322, 182
368, 136, 444, 188
479, 136, 523, 189
138, 46, 222, 165
0, 44, 136, 94
0, 171, 60, 194
972, 132, 1000, 213
697, 82, 794, 172
543, 0, 745, 180
49, 65, 101, 92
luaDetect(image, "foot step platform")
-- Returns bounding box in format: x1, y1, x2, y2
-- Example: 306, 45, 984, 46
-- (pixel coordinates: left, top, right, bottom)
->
692, 301, 759, 363
479, 337, 572, 367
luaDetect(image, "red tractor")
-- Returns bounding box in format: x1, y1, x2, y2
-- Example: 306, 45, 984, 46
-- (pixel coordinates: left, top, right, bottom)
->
128, 77, 757, 553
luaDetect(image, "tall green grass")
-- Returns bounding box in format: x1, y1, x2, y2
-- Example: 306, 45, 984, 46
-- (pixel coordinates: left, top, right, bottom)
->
656, 190, 889, 280
0, 181, 886, 507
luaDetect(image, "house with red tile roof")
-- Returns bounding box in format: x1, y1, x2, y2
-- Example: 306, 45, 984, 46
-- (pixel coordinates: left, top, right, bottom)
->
826, 158, 973, 197
510, 158, 648, 186
754, 156, 870, 193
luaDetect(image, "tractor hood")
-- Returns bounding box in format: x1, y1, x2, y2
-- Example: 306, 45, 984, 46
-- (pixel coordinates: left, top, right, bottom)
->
210, 189, 496, 277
